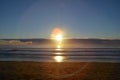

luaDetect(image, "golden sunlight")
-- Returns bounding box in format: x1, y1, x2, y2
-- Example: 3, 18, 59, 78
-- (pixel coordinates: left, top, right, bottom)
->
51, 27, 64, 62
56, 44, 62, 51
57, 45, 61, 48
55, 52, 63, 54
54, 56, 64, 62
55, 33, 63, 42
51, 28, 63, 42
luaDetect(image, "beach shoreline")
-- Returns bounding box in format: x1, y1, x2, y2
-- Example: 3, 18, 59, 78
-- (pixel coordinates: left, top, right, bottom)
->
0, 61, 120, 80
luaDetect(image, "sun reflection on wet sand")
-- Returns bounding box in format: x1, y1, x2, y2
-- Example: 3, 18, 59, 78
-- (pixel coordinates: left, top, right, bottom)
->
54, 56, 64, 62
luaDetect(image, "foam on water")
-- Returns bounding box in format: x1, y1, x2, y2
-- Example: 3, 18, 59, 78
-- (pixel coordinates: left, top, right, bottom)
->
0, 47, 120, 62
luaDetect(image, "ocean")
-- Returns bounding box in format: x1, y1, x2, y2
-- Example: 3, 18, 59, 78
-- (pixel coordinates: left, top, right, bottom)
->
0, 46, 120, 62
0, 39, 120, 62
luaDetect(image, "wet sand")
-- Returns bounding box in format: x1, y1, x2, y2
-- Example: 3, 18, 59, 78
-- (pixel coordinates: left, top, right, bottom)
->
0, 61, 120, 80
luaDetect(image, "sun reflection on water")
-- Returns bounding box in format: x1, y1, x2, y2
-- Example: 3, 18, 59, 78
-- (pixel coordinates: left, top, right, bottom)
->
56, 44, 62, 51
55, 52, 63, 55
54, 56, 64, 62
54, 44, 64, 62
54, 40, 64, 62
57, 45, 61, 48
51, 28, 65, 62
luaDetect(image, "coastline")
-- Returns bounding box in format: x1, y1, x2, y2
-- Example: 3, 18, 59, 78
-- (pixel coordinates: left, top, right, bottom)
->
0, 61, 120, 80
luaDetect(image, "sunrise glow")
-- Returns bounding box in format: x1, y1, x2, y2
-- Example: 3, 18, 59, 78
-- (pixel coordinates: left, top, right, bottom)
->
51, 28, 63, 42
54, 56, 64, 62
55, 34, 63, 42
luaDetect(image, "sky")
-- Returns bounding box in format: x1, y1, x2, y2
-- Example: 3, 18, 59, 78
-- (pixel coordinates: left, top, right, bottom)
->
0, 0, 120, 39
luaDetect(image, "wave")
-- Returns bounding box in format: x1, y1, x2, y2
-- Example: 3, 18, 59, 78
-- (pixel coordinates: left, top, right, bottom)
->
0, 48, 120, 62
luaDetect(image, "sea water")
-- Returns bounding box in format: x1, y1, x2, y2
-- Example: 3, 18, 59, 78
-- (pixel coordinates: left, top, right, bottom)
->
0, 45, 120, 62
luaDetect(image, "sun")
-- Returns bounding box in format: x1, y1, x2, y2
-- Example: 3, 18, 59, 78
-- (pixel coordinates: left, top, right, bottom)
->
55, 33, 63, 42
51, 28, 63, 42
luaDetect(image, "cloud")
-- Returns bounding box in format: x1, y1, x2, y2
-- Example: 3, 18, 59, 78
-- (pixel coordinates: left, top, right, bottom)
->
0, 40, 32, 45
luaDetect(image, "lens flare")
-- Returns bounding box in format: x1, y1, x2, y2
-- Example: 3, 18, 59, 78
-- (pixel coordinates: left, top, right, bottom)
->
52, 28, 61, 36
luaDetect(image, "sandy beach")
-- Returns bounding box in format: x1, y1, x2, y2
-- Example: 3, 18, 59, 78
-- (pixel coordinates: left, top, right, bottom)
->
0, 61, 120, 80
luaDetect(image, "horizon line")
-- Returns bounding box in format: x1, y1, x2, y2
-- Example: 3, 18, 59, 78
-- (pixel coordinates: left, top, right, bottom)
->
0, 38, 120, 40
